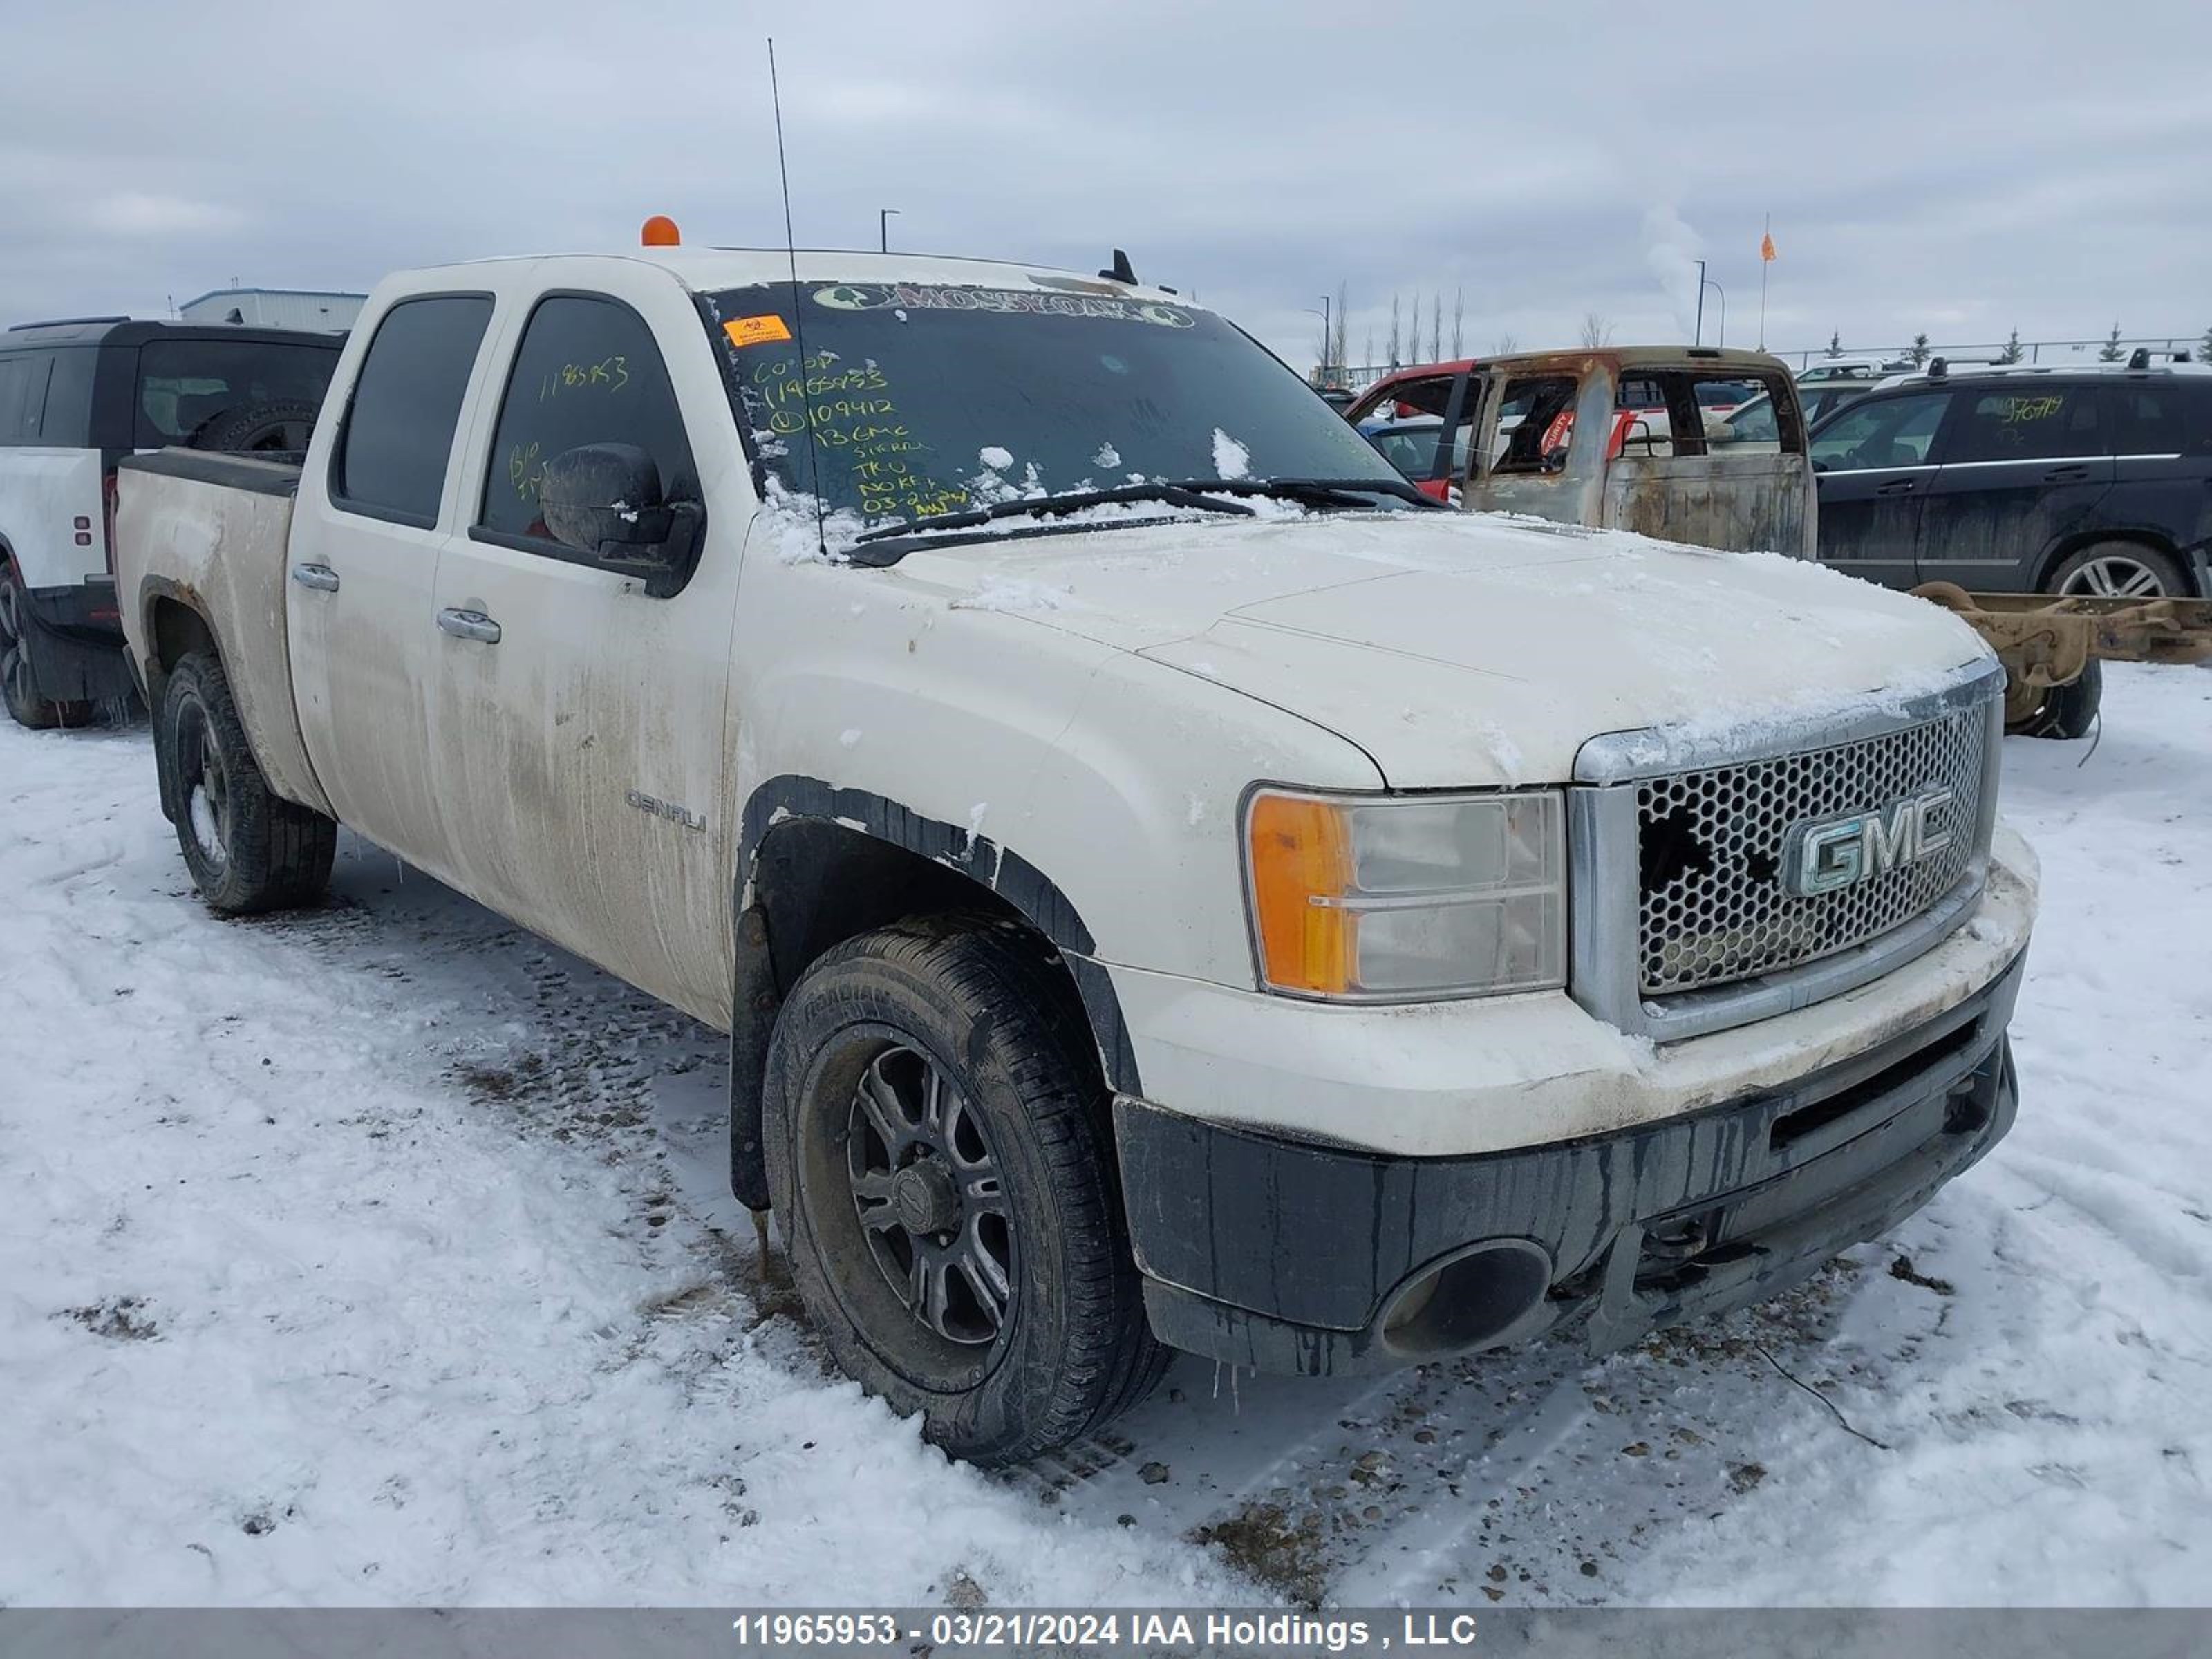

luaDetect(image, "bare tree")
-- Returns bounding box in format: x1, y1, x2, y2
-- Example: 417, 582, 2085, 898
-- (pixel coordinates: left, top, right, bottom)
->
1450, 288, 1465, 357
1578, 312, 1614, 349
1333, 282, 1349, 373
1430, 293, 1443, 360
1387, 294, 1402, 366
1492, 332, 1519, 356
1362, 328, 1375, 369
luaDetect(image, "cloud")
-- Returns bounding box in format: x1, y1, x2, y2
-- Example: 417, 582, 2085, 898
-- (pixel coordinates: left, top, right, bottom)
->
82, 191, 250, 238
1640, 206, 1705, 341
0, 0, 2206, 366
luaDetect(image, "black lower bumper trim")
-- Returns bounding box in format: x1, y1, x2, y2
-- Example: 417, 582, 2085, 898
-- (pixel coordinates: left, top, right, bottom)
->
1116, 950, 2025, 1376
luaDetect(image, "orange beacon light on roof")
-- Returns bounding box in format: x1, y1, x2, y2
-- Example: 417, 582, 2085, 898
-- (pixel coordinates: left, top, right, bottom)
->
641, 215, 681, 247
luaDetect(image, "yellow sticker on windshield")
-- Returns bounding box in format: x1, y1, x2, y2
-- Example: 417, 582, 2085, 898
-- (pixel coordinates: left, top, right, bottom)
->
724, 314, 793, 348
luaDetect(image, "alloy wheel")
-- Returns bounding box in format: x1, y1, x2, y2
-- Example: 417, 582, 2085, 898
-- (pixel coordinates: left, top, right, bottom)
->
2061, 554, 2167, 599
845, 1044, 1013, 1346
176, 694, 232, 871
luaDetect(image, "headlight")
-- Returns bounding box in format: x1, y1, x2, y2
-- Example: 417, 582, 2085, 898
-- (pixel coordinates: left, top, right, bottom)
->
1243, 788, 1566, 1000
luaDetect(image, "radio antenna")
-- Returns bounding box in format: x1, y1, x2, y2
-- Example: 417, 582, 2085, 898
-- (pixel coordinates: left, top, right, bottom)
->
767, 37, 829, 560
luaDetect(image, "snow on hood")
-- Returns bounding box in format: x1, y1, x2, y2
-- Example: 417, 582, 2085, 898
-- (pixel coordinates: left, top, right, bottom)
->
880, 512, 1993, 789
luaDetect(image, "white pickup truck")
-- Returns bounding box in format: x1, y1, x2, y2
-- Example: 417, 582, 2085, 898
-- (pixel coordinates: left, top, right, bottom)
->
115, 243, 2037, 1464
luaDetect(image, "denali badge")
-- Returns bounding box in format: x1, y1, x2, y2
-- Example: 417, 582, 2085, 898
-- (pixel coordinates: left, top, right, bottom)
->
1780, 787, 1953, 897
626, 789, 706, 832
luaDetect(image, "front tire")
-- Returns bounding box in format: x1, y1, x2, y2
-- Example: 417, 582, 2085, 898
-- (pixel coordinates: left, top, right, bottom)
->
156, 652, 337, 912
763, 917, 1167, 1465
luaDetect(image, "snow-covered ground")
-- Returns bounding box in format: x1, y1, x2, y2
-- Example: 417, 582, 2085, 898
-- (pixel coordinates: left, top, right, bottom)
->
3, 664, 2206, 1608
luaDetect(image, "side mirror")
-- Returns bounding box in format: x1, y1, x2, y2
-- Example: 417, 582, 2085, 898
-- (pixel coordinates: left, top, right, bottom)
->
539, 442, 703, 599
1703, 414, 1736, 442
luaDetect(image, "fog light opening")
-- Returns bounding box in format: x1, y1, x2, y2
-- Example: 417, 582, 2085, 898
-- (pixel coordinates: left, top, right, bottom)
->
1380, 1240, 1553, 1358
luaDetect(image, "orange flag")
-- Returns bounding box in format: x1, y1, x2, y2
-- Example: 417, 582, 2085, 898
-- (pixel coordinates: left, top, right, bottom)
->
1761, 232, 1777, 262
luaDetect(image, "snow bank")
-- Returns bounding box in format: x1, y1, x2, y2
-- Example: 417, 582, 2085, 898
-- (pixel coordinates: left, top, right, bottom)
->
0, 726, 1239, 1608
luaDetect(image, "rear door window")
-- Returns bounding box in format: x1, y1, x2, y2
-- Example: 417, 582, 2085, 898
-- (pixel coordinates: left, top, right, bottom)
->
330, 296, 495, 527
476, 294, 697, 547
2102, 385, 2191, 457
1944, 385, 2099, 464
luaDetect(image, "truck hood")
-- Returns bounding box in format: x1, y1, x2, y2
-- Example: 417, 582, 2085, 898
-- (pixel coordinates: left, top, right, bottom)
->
885, 512, 1991, 788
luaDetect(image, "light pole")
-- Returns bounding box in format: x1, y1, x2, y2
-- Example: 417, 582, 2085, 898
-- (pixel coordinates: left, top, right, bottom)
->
879, 208, 899, 253
1303, 301, 1331, 382
1694, 260, 1727, 348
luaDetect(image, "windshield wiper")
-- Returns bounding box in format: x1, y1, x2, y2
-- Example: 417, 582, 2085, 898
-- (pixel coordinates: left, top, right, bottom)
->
852, 482, 1256, 546
1160, 476, 1443, 511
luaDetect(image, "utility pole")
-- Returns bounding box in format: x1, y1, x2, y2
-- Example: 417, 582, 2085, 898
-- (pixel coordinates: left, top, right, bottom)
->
879, 208, 899, 253
1695, 259, 1706, 346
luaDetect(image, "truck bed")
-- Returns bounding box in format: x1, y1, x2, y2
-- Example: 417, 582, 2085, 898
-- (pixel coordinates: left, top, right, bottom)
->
113, 450, 333, 817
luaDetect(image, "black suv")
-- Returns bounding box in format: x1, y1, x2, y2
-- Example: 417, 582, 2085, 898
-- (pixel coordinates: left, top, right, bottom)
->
1806, 359, 2212, 598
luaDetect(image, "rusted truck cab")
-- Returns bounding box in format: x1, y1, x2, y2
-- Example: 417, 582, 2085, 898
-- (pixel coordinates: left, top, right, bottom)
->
1351, 346, 1815, 557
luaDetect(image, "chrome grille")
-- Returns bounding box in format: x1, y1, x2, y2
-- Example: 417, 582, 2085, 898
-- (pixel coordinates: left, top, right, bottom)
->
1634, 706, 1990, 997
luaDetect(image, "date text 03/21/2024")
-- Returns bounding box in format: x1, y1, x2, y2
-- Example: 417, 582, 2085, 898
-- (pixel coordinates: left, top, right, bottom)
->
727, 1611, 1485, 1650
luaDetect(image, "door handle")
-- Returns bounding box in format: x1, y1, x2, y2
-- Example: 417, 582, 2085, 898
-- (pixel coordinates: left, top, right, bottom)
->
290, 563, 340, 592
1876, 478, 1918, 496
2043, 465, 2090, 483
436, 608, 502, 644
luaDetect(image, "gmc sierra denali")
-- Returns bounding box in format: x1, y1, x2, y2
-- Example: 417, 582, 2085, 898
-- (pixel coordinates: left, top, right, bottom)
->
113, 241, 2037, 1464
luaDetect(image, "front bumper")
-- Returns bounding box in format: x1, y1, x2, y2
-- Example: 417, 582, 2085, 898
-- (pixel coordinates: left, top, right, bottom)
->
1116, 949, 2024, 1375
20, 581, 134, 704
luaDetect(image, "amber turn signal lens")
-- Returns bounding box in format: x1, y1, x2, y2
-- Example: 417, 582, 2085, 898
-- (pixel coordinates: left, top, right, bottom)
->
1247, 792, 1355, 995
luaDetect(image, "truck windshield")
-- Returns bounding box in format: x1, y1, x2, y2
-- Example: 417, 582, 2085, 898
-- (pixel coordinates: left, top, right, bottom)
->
703, 281, 1417, 541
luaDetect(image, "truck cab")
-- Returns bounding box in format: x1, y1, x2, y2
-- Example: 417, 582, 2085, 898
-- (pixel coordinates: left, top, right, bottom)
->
114, 247, 2035, 1466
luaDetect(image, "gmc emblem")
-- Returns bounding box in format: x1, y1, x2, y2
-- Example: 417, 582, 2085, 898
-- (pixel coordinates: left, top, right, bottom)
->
1780, 787, 1954, 898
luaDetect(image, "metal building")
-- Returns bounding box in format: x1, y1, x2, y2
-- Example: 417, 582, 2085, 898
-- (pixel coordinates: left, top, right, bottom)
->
176, 288, 365, 332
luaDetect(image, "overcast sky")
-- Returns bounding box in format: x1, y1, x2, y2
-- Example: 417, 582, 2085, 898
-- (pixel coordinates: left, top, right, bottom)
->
3, 1, 2206, 370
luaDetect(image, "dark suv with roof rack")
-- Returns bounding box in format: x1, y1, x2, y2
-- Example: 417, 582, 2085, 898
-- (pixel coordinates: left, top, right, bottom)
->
1806, 356, 2212, 599
0, 316, 341, 726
